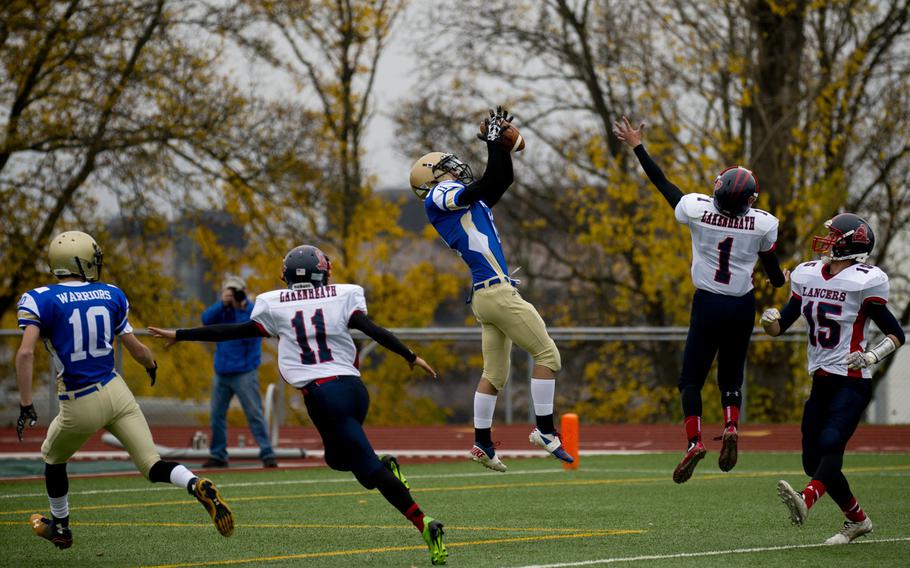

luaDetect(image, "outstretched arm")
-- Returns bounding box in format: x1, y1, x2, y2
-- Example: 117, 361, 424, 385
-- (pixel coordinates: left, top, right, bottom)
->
457, 107, 516, 208
149, 320, 267, 347
612, 116, 684, 209
348, 311, 437, 378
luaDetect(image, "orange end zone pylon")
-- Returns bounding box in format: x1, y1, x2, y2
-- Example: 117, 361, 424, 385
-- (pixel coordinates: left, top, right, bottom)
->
561, 413, 579, 470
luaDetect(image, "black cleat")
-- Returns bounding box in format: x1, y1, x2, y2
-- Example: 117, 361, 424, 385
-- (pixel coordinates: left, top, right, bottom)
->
30, 514, 73, 549
717, 424, 738, 472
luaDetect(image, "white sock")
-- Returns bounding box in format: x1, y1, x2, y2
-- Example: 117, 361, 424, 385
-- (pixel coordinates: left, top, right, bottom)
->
170, 465, 196, 490
49, 495, 69, 519
531, 378, 555, 416
473, 392, 497, 429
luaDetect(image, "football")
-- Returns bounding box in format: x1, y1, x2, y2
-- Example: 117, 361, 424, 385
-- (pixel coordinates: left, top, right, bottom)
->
480, 120, 526, 152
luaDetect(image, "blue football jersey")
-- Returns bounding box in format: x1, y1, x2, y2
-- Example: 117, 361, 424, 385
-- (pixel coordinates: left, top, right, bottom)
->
17, 281, 132, 390
425, 180, 510, 284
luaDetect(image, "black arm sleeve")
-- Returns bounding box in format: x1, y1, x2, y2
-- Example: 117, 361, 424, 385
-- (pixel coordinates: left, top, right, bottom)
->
777, 295, 803, 334
176, 320, 268, 342
866, 302, 906, 345
633, 144, 684, 209
758, 249, 786, 287
456, 142, 514, 208
348, 311, 417, 363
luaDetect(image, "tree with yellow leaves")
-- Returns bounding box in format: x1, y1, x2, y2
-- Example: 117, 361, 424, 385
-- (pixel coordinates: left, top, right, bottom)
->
394, 0, 910, 422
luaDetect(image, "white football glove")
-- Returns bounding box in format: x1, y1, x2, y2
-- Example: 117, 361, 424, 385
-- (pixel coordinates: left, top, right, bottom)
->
760, 308, 781, 326
846, 351, 876, 370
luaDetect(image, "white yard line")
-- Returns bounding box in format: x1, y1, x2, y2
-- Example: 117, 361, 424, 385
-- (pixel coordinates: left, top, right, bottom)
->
504, 536, 910, 568
2, 462, 908, 499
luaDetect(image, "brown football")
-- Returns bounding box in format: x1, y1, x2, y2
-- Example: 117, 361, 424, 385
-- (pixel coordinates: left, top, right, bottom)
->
479, 120, 526, 152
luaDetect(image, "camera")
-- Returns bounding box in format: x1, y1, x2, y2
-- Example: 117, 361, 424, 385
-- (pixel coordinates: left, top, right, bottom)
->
230, 287, 247, 303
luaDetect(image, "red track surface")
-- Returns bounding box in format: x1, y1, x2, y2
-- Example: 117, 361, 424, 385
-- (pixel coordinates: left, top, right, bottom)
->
3, 423, 910, 457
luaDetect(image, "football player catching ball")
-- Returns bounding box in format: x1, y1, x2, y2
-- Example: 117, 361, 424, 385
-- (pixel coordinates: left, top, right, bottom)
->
409, 107, 573, 472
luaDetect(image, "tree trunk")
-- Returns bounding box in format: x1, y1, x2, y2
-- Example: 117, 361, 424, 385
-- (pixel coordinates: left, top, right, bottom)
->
747, 0, 807, 259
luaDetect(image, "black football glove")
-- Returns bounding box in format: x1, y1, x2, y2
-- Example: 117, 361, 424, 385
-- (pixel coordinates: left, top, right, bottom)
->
477, 105, 515, 143
17, 404, 38, 442
146, 361, 158, 387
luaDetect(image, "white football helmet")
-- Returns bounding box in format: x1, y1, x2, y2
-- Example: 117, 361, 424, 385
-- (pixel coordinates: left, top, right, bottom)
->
409, 152, 474, 199
48, 231, 103, 281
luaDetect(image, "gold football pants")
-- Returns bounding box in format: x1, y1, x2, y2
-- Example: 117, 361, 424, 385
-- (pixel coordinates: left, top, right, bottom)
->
42, 374, 161, 477
470, 283, 561, 390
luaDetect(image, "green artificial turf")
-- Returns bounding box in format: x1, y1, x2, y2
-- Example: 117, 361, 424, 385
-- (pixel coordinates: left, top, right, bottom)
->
1, 453, 909, 567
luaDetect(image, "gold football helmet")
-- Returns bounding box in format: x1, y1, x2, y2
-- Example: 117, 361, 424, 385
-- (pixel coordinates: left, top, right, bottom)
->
48, 231, 103, 281
409, 152, 474, 199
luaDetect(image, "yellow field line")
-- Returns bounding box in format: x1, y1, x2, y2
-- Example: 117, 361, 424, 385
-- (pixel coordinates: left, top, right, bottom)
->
0, 519, 614, 533
136, 530, 645, 568
2, 464, 907, 517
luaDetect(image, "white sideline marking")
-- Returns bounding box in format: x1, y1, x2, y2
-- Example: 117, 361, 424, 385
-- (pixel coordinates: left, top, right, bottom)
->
0, 449, 652, 460
503, 536, 910, 568
0, 466, 586, 499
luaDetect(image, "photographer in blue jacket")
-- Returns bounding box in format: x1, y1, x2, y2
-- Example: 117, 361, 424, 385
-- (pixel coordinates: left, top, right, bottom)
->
201, 275, 276, 468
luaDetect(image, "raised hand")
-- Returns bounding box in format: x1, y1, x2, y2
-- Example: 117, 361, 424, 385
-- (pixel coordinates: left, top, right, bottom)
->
478, 105, 515, 143
612, 116, 646, 147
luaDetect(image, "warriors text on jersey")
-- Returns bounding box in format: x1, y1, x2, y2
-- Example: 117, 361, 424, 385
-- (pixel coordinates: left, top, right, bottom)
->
790, 261, 889, 379
251, 284, 366, 387
17, 281, 133, 390
425, 180, 510, 284
674, 193, 779, 296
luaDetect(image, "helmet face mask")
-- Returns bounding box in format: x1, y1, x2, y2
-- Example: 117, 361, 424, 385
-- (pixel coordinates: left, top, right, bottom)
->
282, 245, 332, 289
409, 152, 474, 199
712, 166, 758, 218
48, 231, 104, 282
811, 213, 874, 263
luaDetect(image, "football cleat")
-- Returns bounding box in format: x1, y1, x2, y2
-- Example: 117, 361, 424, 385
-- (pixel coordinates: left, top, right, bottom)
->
825, 516, 873, 545
30, 513, 73, 549
193, 478, 234, 537
470, 443, 507, 472
421, 516, 447, 565
380, 454, 409, 489
528, 428, 574, 464
717, 423, 738, 472
672, 441, 706, 484
777, 479, 809, 526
